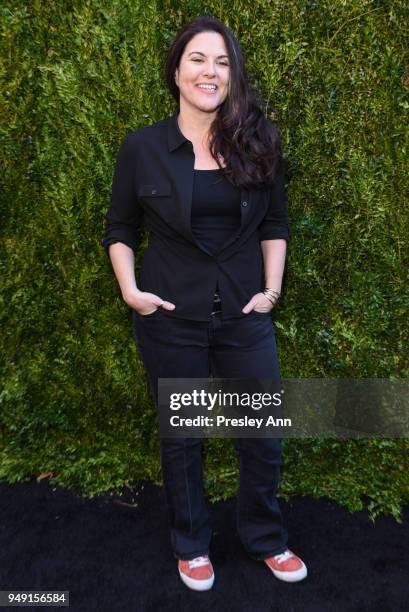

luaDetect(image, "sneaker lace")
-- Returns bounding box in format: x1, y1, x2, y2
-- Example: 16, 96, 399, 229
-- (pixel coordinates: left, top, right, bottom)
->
274, 550, 294, 564
188, 555, 210, 569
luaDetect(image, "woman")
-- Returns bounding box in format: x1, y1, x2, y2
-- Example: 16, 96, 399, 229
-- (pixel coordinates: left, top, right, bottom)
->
102, 15, 307, 591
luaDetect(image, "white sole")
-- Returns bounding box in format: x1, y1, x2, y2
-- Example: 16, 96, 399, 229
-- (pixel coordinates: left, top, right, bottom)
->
178, 567, 215, 591
267, 560, 308, 582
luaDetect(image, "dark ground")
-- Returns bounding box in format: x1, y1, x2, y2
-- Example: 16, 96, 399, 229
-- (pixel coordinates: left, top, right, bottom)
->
0, 479, 407, 611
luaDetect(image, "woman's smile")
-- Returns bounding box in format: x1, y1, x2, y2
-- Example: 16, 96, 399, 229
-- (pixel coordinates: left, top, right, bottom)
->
196, 83, 218, 94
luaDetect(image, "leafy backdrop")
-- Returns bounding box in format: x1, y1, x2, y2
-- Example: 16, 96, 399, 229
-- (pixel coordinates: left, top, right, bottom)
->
1, 0, 408, 522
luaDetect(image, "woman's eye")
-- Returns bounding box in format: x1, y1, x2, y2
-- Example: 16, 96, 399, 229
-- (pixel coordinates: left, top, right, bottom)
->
191, 59, 229, 66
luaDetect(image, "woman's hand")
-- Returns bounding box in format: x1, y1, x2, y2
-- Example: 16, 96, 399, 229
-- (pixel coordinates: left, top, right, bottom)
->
242, 292, 275, 314
123, 289, 176, 316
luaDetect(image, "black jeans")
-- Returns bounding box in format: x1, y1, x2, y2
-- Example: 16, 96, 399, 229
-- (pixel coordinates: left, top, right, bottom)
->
132, 302, 289, 561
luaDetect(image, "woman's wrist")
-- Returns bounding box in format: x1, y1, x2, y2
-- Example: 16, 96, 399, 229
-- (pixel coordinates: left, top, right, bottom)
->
122, 287, 142, 304
264, 278, 282, 293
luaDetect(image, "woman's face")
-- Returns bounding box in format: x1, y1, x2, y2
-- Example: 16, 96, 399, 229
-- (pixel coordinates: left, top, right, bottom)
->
174, 31, 230, 113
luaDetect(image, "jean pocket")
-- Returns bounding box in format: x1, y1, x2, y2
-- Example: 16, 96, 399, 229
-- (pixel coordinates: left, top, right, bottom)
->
135, 308, 162, 318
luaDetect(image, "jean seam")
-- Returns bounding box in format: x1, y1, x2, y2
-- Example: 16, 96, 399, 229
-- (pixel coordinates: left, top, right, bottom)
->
236, 453, 251, 552
183, 439, 193, 535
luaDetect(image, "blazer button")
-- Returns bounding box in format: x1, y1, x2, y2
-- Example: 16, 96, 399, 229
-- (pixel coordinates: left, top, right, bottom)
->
242, 201, 248, 207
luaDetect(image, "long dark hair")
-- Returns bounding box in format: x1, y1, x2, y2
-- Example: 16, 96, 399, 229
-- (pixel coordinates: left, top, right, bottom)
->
164, 15, 284, 189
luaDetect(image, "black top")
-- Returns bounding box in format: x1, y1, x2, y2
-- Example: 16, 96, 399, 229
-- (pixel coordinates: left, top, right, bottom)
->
191, 168, 241, 256
192, 168, 241, 302
102, 110, 290, 321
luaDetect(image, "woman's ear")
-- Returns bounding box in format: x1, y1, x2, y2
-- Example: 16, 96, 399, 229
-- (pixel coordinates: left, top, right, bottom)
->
174, 68, 179, 87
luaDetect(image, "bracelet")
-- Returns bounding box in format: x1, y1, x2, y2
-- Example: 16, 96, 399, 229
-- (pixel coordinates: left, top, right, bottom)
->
262, 288, 280, 307
263, 293, 277, 306
264, 287, 281, 297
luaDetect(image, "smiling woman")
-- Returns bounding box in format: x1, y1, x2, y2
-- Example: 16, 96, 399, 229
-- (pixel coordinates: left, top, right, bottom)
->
102, 14, 307, 593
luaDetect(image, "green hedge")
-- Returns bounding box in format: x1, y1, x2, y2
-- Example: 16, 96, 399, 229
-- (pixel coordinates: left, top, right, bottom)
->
1, 0, 408, 522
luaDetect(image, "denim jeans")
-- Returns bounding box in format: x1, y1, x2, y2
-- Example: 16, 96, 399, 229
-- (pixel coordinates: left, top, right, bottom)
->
132, 300, 289, 561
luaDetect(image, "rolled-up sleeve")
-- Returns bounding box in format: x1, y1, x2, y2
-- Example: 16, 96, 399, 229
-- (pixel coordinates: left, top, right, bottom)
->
258, 157, 290, 243
102, 133, 144, 258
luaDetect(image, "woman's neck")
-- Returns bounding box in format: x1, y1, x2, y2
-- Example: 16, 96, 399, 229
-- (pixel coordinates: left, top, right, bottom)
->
177, 106, 216, 146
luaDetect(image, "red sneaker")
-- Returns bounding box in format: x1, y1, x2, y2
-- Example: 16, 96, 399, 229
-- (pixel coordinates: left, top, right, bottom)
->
264, 549, 307, 582
178, 555, 215, 591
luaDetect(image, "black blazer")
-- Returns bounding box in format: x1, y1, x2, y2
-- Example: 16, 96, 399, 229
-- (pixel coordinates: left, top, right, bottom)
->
102, 111, 290, 321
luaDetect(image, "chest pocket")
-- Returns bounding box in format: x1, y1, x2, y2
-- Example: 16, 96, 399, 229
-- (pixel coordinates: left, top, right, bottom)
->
138, 182, 171, 197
